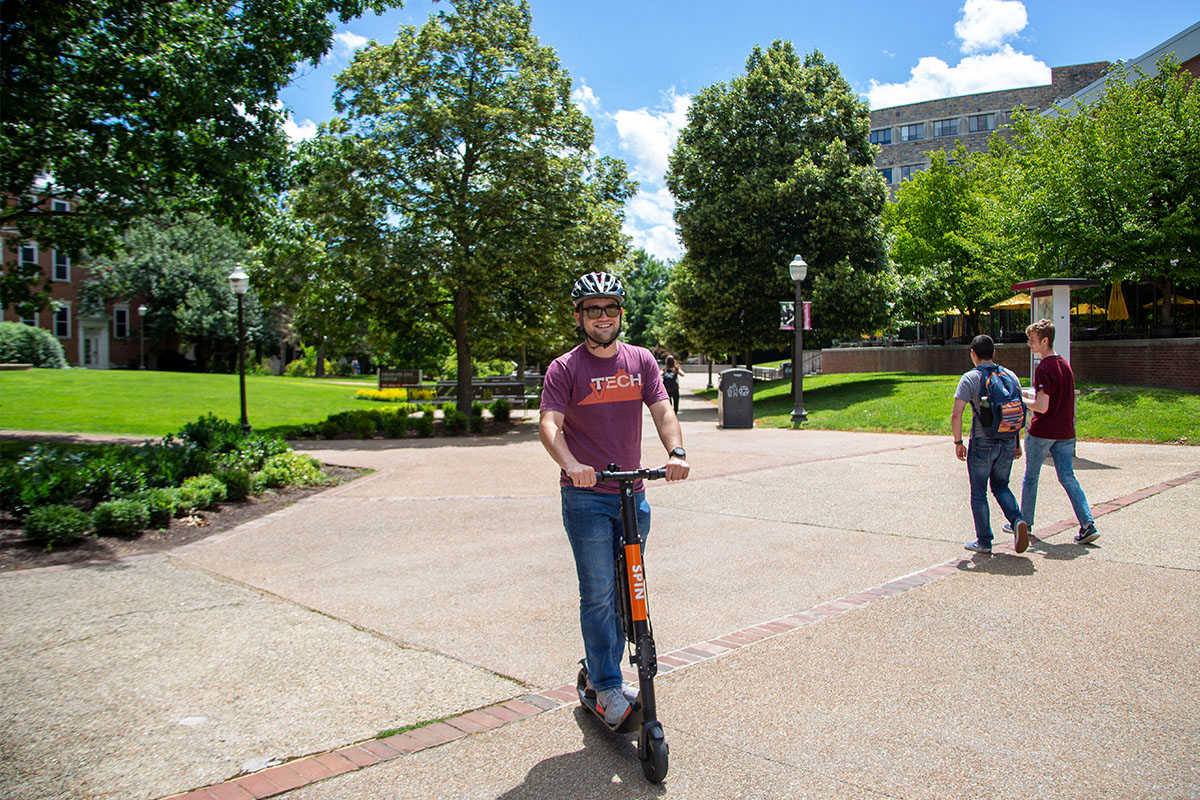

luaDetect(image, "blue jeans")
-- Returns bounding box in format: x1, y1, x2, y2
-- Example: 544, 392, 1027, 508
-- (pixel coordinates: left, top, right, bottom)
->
967, 437, 1022, 545
561, 486, 651, 692
1021, 434, 1094, 531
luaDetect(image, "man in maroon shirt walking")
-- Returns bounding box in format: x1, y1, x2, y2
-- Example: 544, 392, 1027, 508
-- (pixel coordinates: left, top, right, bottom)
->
1018, 318, 1099, 544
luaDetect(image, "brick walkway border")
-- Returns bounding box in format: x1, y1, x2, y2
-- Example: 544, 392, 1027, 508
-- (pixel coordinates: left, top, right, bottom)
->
159, 468, 1199, 799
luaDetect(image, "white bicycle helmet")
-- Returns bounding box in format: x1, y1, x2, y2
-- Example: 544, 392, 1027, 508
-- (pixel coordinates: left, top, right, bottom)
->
571, 272, 625, 306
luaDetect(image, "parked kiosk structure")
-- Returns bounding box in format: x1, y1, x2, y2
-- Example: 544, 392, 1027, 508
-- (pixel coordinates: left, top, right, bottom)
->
1010, 278, 1101, 375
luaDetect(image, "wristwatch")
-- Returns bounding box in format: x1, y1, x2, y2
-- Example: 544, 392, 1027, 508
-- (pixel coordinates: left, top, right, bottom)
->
668, 446, 686, 459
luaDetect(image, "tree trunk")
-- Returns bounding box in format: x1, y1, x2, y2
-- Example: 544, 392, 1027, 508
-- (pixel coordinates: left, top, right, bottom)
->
315, 339, 326, 378
455, 285, 473, 416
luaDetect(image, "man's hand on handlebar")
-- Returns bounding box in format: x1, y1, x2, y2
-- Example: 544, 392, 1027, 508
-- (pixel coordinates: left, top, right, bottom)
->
664, 456, 689, 482
566, 461, 597, 488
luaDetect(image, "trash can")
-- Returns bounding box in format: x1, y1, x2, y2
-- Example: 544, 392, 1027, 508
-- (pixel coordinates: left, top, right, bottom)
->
717, 369, 754, 429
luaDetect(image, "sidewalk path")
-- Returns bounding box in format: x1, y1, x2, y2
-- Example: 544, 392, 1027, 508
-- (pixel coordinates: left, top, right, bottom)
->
1, 372, 1196, 799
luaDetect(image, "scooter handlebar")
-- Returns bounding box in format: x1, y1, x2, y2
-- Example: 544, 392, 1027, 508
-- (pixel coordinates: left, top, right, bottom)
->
595, 467, 667, 483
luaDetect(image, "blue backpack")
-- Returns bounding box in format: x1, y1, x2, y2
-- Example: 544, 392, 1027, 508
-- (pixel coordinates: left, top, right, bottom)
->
976, 363, 1026, 439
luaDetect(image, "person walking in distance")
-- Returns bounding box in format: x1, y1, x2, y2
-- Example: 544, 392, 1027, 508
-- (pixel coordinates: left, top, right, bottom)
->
661, 354, 684, 414
539, 272, 690, 727
1018, 318, 1099, 544
951, 335, 1030, 555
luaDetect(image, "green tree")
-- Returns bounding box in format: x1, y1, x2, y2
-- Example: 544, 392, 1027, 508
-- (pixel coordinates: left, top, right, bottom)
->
885, 144, 1019, 337
1004, 56, 1200, 325
332, 0, 634, 412
0, 0, 395, 314
83, 215, 276, 371
667, 42, 893, 364
615, 249, 671, 349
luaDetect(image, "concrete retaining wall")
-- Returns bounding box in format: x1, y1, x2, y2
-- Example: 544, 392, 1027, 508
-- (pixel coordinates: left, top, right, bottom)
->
821, 338, 1200, 392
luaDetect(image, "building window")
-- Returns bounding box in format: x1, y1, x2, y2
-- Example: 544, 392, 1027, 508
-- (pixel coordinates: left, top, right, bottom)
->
19, 311, 38, 327
114, 307, 129, 339
900, 164, 924, 182
52, 199, 70, 213
968, 113, 995, 133
933, 118, 958, 137
870, 128, 892, 146
20, 243, 38, 269
878, 167, 894, 184
900, 124, 924, 142
53, 250, 70, 282
54, 305, 71, 338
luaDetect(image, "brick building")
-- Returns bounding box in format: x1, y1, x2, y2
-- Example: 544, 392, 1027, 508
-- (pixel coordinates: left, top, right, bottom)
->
869, 62, 1110, 192
2, 198, 146, 369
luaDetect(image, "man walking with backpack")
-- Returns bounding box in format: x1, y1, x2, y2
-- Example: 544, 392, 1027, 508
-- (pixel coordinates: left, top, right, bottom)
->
951, 334, 1030, 555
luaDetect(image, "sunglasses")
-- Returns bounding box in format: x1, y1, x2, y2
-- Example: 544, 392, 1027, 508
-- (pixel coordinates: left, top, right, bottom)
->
581, 304, 622, 319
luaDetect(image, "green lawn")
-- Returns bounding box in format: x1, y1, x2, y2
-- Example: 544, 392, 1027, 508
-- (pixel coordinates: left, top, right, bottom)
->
0, 370, 378, 437
698, 372, 1198, 444
3, 368, 1195, 444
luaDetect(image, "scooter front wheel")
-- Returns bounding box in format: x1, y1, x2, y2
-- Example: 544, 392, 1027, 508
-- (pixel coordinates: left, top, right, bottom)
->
639, 722, 669, 783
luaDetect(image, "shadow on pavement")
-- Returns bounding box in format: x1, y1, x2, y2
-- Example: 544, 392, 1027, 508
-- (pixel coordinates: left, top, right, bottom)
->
957, 554, 1037, 576
495, 708, 666, 800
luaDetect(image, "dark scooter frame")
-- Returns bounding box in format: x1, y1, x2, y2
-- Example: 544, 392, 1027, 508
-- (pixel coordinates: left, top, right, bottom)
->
575, 464, 669, 783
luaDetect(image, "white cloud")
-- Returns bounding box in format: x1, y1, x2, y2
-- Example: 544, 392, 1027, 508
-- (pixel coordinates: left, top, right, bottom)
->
572, 82, 601, 115
284, 115, 318, 143
333, 31, 370, 59
955, 0, 1028, 53
866, 45, 1049, 107
612, 90, 690, 184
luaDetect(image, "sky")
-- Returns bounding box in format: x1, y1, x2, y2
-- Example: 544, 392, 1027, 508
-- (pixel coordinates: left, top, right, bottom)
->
278, 0, 1199, 262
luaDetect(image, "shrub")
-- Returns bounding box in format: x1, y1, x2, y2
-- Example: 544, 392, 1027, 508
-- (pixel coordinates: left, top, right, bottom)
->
442, 406, 467, 435
489, 398, 512, 423
92, 499, 151, 536
471, 401, 485, 418
354, 413, 378, 439
23, 505, 91, 551
216, 467, 251, 502
137, 488, 176, 528
255, 452, 326, 488
79, 449, 147, 506
355, 388, 409, 402
174, 474, 226, 513
319, 419, 340, 439
383, 411, 409, 438
469, 411, 486, 433
411, 413, 435, 437
0, 321, 68, 368
283, 345, 334, 377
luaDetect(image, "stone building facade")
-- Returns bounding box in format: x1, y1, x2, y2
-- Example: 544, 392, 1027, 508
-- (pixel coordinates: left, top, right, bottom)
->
869, 62, 1110, 192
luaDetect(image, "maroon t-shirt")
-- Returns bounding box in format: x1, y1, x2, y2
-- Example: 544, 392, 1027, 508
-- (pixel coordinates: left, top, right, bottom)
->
1028, 354, 1075, 440
540, 341, 669, 494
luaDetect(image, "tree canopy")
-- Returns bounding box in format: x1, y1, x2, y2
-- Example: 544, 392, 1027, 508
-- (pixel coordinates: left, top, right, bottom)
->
667, 42, 893, 361
0, 0, 395, 313
331, 0, 634, 410
1004, 56, 1200, 324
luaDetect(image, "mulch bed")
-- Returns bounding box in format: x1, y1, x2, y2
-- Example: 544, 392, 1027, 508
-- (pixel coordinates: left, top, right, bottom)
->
0, 465, 364, 573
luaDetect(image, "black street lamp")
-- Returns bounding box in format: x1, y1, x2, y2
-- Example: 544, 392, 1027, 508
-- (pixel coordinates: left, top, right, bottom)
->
789, 255, 808, 423
137, 304, 147, 369
227, 266, 251, 433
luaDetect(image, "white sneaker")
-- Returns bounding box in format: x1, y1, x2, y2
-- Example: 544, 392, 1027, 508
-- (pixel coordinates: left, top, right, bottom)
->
597, 687, 632, 726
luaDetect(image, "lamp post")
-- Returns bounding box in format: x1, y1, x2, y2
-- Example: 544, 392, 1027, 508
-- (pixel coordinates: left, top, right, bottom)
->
788, 255, 808, 423
136, 304, 147, 369
227, 266, 251, 433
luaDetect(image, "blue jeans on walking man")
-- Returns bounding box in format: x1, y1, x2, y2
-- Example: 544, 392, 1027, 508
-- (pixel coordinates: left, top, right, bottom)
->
561, 486, 651, 693
1021, 434, 1094, 531
968, 437, 1023, 547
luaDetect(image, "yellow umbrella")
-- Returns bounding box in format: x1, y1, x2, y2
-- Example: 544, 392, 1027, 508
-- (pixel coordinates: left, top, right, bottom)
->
952, 315, 964, 338
991, 293, 1031, 310
1107, 283, 1129, 321
1142, 296, 1198, 309
1071, 302, 1106, 315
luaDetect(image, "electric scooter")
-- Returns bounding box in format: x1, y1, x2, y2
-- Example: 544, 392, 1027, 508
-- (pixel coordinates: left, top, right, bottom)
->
575, 464, 669, 784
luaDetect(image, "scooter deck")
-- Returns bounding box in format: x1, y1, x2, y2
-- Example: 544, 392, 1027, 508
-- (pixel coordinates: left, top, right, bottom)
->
576, 674, 644, 734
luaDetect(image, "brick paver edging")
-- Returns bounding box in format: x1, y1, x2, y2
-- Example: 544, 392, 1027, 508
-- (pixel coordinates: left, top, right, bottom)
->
162, 469, 1200, 800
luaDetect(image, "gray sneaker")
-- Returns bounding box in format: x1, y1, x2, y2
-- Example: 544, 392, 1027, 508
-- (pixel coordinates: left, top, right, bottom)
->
597, 687, 632, 726
964, 540, 992, 555
587, 679, 638, 705
1002, 523, 1013, 533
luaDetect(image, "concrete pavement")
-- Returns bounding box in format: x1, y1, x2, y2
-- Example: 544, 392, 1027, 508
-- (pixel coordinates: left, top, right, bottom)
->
1, 368, 1197, 799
